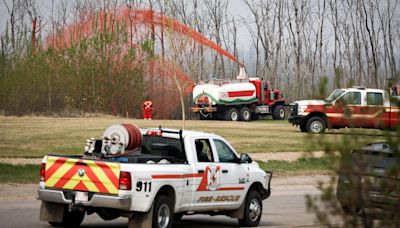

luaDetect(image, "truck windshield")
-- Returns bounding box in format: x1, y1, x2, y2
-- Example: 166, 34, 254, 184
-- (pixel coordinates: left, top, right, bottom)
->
325, 89, 344, 102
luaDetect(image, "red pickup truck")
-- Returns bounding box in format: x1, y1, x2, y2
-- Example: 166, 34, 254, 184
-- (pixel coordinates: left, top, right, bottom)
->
288, 87, 400, 133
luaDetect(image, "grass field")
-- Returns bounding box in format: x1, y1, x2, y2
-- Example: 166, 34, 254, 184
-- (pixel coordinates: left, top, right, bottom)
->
0, 116, 387, 158
0, 157, 334, 183
0, 163, 41, 183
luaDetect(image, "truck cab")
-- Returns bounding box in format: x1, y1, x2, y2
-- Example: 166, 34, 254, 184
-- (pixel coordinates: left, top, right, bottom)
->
38, 125, 272, 228
289, 87, 400, 133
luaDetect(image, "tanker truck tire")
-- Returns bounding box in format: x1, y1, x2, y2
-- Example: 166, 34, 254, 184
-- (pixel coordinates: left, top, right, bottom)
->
225, 108, 239, 121
240, 107, 252, 121
272, 105, 285, 120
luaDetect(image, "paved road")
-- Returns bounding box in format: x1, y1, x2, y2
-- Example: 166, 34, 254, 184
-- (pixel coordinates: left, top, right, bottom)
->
0, 176, 329, 228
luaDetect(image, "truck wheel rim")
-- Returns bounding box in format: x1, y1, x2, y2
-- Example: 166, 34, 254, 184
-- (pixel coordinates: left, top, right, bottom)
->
244, 111, 250, 120
157, 204, 170, 228
279, 109, 285, 118
249, 199, 261, 222
231, 112, 238, 121
311, 121, 323, 133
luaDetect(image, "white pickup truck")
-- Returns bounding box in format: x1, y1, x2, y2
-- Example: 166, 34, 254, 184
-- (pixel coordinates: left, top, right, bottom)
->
38, 124, 272, 228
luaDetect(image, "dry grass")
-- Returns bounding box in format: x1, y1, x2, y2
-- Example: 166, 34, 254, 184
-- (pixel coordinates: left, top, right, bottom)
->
0, 116, 387, 158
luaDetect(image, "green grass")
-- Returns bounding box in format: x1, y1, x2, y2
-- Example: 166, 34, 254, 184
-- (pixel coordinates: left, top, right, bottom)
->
0, 163, 41, 183
257, 157, 337, 176
0, 116, 387, 158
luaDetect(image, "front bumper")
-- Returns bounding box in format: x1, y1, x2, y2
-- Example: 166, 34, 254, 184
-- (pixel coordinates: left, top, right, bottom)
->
191, 106, 217, 113
288, 115, 306, 125
262, 171, 273, 200
37, 188, 132, 211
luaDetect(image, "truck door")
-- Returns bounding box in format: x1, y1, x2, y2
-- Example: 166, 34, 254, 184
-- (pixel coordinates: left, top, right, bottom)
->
364, 92, 385, 128
211, 138, 248, 207
333, 91, 362, 127
191, 138, 222, 209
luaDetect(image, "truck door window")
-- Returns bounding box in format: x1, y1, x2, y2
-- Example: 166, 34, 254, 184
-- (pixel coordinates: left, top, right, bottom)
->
214, 139, 238, 163
195, 139, 214, 162
367, 92, 383, 106
339, 92, 361, 105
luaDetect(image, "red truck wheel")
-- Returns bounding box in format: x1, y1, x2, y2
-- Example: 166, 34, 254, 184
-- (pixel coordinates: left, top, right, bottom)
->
306, 116, 326, 133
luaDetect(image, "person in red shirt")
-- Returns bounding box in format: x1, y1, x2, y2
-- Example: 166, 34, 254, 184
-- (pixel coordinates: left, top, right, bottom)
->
143, 100, 154, 120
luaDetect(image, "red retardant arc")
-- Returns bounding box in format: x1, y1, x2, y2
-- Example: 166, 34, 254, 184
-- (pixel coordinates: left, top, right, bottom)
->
47, 7, 243, 67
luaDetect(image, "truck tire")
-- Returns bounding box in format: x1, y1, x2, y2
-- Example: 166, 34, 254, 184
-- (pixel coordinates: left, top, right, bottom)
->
306, 116, 326, 134
199, 114, 210, 120
240, 107, 252, 121
173, 213, 184, 221
238, 190, 262, 227
49, 206, 85, 227
152, 195, 173, 228
225, 108, 239, 121
272, 105, 285, 120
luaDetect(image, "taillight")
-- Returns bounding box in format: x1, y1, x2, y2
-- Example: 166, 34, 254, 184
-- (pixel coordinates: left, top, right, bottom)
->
146, 131, 163, 136
119, 171, 131, 190
40, 163, 46, 182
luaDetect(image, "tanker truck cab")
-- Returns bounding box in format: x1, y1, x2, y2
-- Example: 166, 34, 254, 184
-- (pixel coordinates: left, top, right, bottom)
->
289, 87, 400, 133
38, 125, 272, 228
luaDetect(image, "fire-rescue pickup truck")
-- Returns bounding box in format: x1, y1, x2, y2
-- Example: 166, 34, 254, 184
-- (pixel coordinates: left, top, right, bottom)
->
38, 124, 272, 228
289, 87, 400, 133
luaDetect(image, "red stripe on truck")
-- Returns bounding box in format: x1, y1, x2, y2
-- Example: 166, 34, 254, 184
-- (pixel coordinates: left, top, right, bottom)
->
227, 90, 254, 97
152, 173, 203, 179
218, 187, 245, 191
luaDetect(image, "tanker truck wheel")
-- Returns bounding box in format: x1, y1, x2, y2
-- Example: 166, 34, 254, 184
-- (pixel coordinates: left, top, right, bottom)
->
272, 105, 285, 120
240, 107, 252, 121
225, 108, 239, 121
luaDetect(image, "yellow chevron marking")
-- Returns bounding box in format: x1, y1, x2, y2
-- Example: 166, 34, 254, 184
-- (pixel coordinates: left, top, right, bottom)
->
45, 158, 76, 188
88, 162, 118, 194
63, 173, 99, 192
45, 156, 57, 172
109, 163, 120, 178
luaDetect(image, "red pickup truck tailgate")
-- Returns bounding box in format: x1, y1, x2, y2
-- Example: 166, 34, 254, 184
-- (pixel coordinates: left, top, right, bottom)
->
44, 156, 120, 195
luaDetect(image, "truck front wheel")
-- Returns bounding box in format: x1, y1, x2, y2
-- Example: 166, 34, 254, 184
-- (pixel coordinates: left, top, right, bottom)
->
152, 195, 173, 228
272, 105, 285, 120
240, 107, 252, 121
306, 116, 326, 134
238, 190, 262, 227
225, 108, 239, 121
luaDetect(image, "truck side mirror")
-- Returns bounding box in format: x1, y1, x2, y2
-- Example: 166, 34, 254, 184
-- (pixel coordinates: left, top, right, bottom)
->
240, 153, 252, 164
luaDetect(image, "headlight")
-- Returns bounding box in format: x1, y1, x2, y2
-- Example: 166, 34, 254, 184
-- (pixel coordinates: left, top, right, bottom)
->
297, 105, 308, 115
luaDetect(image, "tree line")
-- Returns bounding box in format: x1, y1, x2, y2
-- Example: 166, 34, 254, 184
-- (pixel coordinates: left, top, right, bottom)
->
0, 0, 399, 117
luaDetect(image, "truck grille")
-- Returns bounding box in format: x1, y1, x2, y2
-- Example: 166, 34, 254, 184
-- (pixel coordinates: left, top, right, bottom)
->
289, 104, 298, 116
